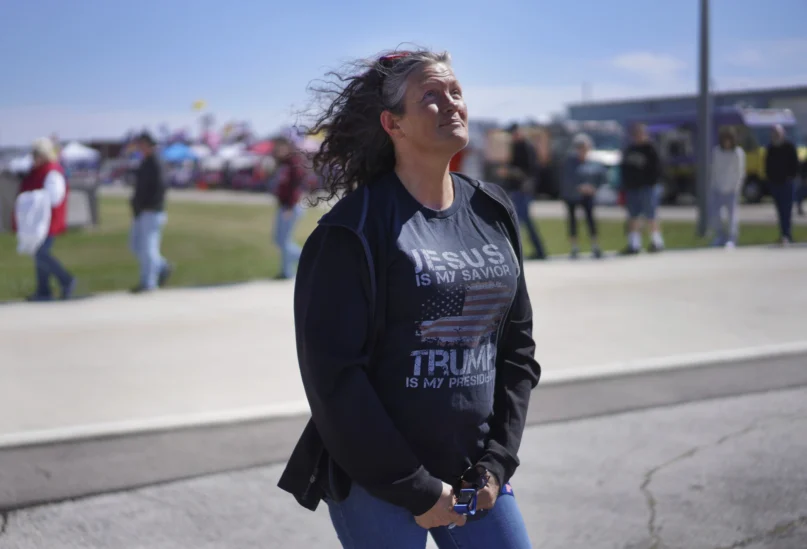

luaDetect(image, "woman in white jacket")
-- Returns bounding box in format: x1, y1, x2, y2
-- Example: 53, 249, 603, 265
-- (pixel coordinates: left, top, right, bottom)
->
709, 127, 745, 248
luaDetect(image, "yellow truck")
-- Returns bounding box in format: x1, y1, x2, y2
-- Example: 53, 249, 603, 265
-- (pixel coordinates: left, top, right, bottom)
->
634, 107, 806, 204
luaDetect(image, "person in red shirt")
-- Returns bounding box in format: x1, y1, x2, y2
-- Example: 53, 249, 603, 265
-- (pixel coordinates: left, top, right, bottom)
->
271, 136, 306, 279
17, 138, 75, 301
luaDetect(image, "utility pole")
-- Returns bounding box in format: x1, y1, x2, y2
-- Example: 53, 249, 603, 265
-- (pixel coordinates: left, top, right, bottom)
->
696, 0, 711, 237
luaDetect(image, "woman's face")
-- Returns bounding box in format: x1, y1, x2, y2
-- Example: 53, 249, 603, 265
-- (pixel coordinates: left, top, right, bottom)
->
393, 62, 469, 155
576, 144, 588, 160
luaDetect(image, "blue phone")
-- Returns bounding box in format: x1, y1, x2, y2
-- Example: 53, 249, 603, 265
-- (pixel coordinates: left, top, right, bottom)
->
453, 488, 478, 515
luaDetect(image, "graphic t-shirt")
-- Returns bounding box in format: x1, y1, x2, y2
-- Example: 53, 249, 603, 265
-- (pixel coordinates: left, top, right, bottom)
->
621, 143, 660, 190
372, 174, 519, 484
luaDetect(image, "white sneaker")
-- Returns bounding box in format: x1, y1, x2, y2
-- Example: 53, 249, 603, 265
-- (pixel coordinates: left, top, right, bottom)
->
724, 241, 735, 250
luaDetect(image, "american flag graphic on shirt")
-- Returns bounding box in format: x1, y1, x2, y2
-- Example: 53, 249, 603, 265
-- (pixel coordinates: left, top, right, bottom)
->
417, 282, 512, 348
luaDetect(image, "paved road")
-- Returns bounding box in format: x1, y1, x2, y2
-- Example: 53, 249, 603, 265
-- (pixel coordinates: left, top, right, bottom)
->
99, 184, 807, 225
2, 246, 806, 441
3, 352, 805, 512
3, 386, 805, 549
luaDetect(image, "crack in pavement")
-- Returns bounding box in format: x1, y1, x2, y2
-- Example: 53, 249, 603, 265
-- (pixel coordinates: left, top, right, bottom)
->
641, 446, 700, 549
640, 413, 807, 549
638, 415, 797, 549
714, 515, 807, 549
0, 510, 9, 537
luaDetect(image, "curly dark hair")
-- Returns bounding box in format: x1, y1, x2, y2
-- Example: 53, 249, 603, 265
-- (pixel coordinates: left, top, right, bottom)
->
302, 48, 451, 204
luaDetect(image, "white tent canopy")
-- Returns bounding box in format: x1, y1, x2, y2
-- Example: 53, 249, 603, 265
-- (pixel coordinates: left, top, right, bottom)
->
9, 154, 33, 173
61, 141, 100, 163
190, 144, 212, 159
217, 143, 246, 160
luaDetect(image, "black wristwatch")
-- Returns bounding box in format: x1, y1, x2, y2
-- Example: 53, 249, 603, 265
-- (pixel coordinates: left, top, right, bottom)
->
457, 464, 490, 491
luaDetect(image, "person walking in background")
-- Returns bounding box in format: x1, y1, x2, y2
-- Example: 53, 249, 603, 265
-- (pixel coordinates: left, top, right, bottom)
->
498, 123, 546, 259
766, 125, 800, 244
278, 48, 539, 548
561, 133, 603, 259
620, 123, 664, 254
271, 136, 305, 280
130, 132, 171, 293
16, 137, 76, 301
708, 127, 745, 249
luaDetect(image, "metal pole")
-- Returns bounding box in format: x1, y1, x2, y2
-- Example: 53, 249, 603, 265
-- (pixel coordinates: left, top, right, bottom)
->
696, 0, 711, 237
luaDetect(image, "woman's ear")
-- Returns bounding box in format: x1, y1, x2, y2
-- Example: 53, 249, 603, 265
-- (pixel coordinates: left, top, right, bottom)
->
380, 111, 404, 139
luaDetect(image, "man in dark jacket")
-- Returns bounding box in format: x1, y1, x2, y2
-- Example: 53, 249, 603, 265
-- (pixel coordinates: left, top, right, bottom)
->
497, 124, 546, 259
765, 125, 800, 243
130, 132, 171, 292
620, 123, 664, 254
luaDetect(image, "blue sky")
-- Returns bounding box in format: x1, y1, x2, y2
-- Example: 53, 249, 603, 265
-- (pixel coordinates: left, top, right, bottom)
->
1, 0, 806, 144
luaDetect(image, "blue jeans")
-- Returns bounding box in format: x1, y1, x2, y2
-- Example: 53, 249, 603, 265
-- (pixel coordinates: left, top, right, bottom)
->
275, 204, 302, 278
508, 191, 545, 259
327, 482, 532, 549
130, 211, 168, 289
34, 236, 73, 298
770, 180, 795, 240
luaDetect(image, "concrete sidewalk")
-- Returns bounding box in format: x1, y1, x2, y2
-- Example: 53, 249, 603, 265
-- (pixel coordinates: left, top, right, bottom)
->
1, 246, 806, 444
99, 184, 805, 225
3, 386, 805, 549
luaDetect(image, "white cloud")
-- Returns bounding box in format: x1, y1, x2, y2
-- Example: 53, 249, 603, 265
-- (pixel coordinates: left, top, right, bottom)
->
725, 38, 807, 69
2, 44, 804, 146
610, 52, 687, 83
726, 48, 766, 69
716, 73, 807, 91
465, 71, 806, 123
463, 80, 693, 123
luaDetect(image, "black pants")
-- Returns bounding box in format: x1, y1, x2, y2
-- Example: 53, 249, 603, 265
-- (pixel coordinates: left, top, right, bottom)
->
770, 180, 795, 240
565, 197, 597, 238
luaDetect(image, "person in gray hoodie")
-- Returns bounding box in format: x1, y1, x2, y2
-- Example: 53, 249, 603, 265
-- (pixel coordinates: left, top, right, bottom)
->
561, 133, 604, 259
708, 127, 745, 248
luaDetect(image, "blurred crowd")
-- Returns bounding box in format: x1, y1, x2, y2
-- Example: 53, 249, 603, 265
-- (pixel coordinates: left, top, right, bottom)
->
482, 121, 805, 261
3, 118, 805, 300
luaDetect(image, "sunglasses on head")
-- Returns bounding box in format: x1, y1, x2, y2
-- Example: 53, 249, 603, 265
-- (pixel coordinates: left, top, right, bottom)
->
378, 52, 411, 68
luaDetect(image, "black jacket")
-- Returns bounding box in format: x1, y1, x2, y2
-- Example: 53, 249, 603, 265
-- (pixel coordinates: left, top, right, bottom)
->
503, 139, 537, 193
765, 141, 800, 184
132, 155, 166, 216
277, 173, 541, 516
620, 143, 661, 190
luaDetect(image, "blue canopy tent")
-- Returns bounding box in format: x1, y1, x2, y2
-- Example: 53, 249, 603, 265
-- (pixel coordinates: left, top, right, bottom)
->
161, 143, 197, 163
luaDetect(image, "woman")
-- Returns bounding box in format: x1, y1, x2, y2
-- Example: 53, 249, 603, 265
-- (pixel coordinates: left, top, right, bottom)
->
15, 137, 76, 301
130, 132, 171, 293
560, 133, 603, 259
708, 127, 745, 248
270, 136, 305, 279
277, 49, 540, 548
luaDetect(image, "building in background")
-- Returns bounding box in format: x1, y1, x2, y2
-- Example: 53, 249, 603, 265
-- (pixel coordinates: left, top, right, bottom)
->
568, 85, 807, 140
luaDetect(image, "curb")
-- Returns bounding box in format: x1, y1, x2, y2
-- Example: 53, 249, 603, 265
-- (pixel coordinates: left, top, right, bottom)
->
3, 341, 807, 450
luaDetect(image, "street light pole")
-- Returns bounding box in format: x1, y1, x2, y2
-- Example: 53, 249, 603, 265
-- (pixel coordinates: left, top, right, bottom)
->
696, 0, 711, 237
